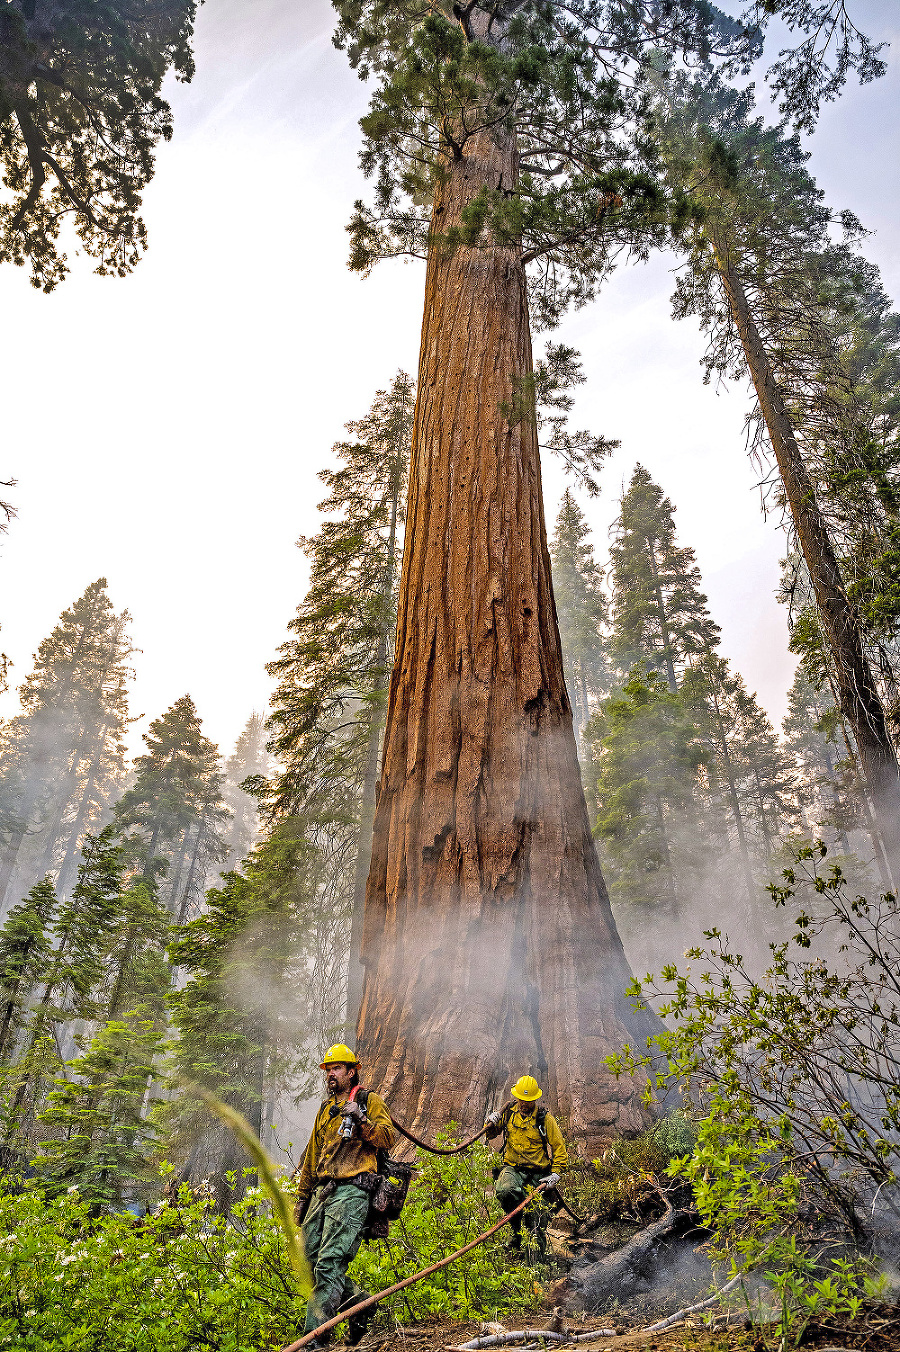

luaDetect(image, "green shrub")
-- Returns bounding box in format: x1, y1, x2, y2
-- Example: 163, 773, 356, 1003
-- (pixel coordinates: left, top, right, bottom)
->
0, 1179, 307, 1351
560, 1113, 696, 1224
351, 1132, 543, 1324
0, 1137, 543, 1350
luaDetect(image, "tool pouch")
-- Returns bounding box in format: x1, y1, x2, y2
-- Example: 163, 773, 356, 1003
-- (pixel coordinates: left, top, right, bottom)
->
363, 1157, 415, 1241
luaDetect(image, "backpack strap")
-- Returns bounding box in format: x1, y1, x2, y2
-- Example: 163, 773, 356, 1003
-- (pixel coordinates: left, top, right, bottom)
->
503, 1102, 552, 1166
534, 1104, 551, 1165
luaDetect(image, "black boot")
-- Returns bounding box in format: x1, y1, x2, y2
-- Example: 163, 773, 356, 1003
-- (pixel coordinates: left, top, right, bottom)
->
346, 1307, 372, 1347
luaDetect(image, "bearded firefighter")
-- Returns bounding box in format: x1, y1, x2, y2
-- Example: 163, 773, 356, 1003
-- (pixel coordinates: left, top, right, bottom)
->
484, 1075, 568, 1259
293, 1044, 395, 1348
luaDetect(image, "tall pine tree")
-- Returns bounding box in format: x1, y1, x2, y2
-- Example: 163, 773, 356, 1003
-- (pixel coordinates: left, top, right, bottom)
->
115, 695, 228, 921
609, 466, 720, 690
223, 713, 268, 872
266, 371, 413, 1033
550, 489, 611, 741
0, 580, 131, 915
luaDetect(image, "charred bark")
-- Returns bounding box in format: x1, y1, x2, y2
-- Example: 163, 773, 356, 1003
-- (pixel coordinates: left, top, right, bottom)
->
563, 1199, 699, 1312
713, 239, 900, 880
356, 113, 656, 1152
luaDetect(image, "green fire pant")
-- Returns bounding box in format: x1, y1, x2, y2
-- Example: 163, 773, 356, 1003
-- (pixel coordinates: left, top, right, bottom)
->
300, 1180, 371, 1338
495, 1165, 552, 1249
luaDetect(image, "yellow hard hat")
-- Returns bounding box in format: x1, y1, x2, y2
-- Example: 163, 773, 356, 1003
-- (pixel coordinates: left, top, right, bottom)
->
319, 1043, 359, 1069
511, 1075, 542, 1101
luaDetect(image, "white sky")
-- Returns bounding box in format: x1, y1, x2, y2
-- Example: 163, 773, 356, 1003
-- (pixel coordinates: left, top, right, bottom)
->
1, 0, 898, 764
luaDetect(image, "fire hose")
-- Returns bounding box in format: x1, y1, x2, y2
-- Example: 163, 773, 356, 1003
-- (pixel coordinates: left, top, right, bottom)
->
290, 1105, 591, 1224
279, 1183, 549, 1352
388, 1111, 590, 1229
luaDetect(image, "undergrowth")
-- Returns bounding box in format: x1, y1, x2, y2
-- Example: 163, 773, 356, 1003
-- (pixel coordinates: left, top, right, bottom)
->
0, 1133, 543, 1350
560, 1112, 696, 1223
351, 1130, 543, 1326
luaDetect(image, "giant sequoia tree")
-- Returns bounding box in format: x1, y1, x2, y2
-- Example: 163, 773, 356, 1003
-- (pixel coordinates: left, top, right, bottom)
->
332, 0, 764, 1147
0, 0, 198, 290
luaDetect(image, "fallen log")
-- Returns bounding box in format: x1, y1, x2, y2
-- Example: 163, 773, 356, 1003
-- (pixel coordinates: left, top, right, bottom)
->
563, 1202, 698, 1312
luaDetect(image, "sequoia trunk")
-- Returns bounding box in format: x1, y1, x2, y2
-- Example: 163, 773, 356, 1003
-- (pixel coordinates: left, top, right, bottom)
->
713, 239, 900, 881
356, 120, 656, 1152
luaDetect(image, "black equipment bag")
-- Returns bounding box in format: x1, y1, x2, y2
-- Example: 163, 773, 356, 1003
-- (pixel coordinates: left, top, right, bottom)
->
355, 1087, 415, 1240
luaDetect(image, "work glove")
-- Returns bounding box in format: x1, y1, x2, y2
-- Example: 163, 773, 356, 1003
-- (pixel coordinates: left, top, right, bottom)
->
486, 1111, 501, 1127
540, 1173, 561, 1190
294, 1194, 310, 1225
341, 1100, 364, 1121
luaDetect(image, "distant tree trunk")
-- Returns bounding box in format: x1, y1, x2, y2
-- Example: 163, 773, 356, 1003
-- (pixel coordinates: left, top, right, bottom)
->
820, 744, 851, 855
347, 439, 405, 1035
0, 789, 37, 916
356, 114, 656, 1152
709, 692, 756, 908
34, 742, 86, 880
653, 795, 678, 918
713, 237, 900, 882
647, 543, 677, 693
176, 824, 204, 926
55, 728, 108, 897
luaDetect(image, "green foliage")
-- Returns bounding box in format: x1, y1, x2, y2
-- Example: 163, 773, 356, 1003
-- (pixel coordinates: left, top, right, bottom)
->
550, 488, 611, 744
162, 821, 323, 1189
608, 464, 720, 689
0, 876, 56, 1061
562, 1116, 696, 1223
609, 841, 900, 1338
265, 371, 413, 823
115, 693, 228, 921
0, 579, 132, 913
589, 665, 707, 915
0, 1, 198, 289
350, 1134, 542, 1323
660, 74, 900, 716
32, 1009, 164, 1210
0, 1179, 308, 1351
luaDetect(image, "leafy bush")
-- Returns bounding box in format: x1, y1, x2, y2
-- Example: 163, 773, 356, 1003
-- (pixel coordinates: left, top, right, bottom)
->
0, 1179, 307, 1352
607, 842, 898, 1344
351, 1132, 543, 1324
558, 1114, 696, 1224
0, 1135, 543, 1349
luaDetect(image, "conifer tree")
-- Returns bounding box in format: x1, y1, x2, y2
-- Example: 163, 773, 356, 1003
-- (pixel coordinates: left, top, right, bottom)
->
656, 74, 900, 874
609, 465, 720, 689
223, 713, 268, 872
0, 876, 55, 1061
0, 827, 127, 1165
550, 489, 611, 741
684, 654, 798, 905
0, 580, 131, 914
589, 666, 707, 924
115, 695, 228, 918
32, 1011, 163, 1209
782, 663, 854, 852
0, 1, 198, 290
266, 371, 413, 1031
328, 0, 881, 1140
164, 823, 319, 1196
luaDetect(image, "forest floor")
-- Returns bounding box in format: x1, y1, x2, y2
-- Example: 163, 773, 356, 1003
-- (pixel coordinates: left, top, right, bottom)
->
337, 1215, 900, 1352
350, 1304, 900, 1352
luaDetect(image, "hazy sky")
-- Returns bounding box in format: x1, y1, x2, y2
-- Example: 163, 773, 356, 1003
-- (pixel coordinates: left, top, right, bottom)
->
1, 0, 898, 765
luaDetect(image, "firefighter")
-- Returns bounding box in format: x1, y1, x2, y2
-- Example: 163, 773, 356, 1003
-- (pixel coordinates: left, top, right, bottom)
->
484, 1074, 568, 1260
293, 1044, 395, 1348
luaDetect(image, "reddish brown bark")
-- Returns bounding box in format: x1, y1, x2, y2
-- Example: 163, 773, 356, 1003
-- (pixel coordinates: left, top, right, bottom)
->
356, 121, 656, 1153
